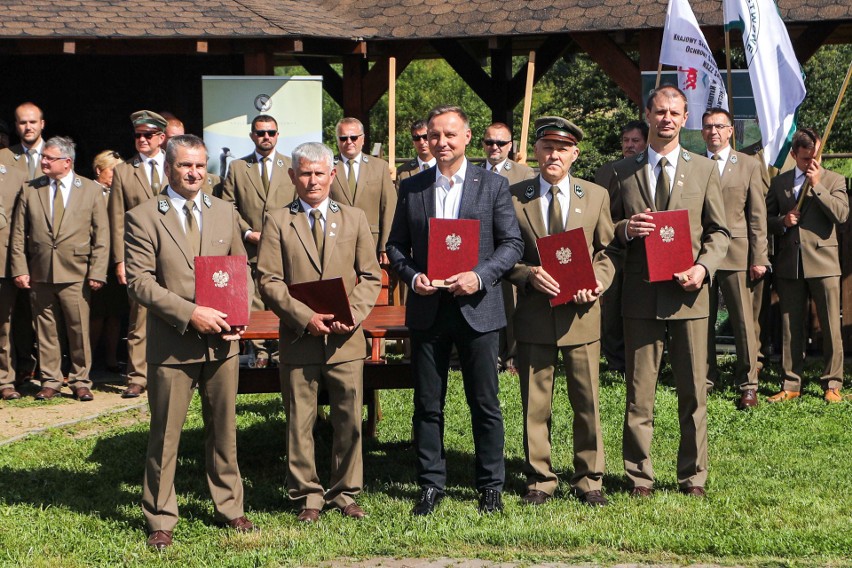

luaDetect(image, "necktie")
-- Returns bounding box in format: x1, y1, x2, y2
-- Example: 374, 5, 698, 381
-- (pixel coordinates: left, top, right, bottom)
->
311, 209, 324, 261
26, 149, 37, 180
260, 158, 270, 194
184, 201, 201, 256
655, 157, 670, 211
347, 160, 357, 195
150, 160, 161, 193
548, 185, 564, 235
421, 163, 428, 172
711, 153, 721, 161
52, 181, 64, 232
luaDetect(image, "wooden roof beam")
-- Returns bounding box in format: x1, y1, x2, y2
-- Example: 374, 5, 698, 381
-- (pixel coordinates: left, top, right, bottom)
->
572, 31, 642, 108
508, 34, 570, 109
793, 22, 839, 63
362, 41, 426, 110
294, 55, 344, 107
429, 39, 492, 105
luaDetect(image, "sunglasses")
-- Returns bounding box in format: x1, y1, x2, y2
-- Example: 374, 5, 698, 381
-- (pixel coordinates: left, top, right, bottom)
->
411, 134, 428, 142
483, 139, 511, 147
338, 135, 362, 142
134, 131, 162, 140
254, 130, 277, 137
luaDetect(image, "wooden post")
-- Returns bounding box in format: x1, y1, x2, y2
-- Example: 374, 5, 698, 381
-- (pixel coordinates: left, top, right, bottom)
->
725, 30, 736, 150
388, 57, 397, 180
517, 51, 535, 165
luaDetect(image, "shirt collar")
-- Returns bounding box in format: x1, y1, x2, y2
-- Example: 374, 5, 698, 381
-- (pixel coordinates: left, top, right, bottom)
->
53, 170, 75, 189
166, 185, 202, 210
488, 159, 507, 173
417, 156, 436, 169
436, 158, 468, 187
344, 153, 362, 165
647, 145, 681, 169
300, 197, 330, 219
539, 174, 571, 197
23, 141, 44, 154
255, 151, 273, 163
707, 145, 732, 163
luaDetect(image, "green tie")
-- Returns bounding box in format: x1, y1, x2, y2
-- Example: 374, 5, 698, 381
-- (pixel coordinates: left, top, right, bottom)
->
52, 181, 64, 232
150, 160, 161, 193
184, 201, 201, 256
260, 157, 270, 194
347, 160, 357, 196
311, 209, 324, 262
655, 157, 670, 212
548, 185, 564, 235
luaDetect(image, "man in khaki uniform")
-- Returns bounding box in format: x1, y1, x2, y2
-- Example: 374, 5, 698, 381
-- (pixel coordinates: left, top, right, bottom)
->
396, 119, 435, 185
220, 115, 295, 366
0, 163, 27, 400
125, 135, 256, 550
701, 108, 769, 409
258, 142, 381, 523
331, 117, 396, 265
507, 117, 617, 507
766, 128, 848, 403
108, 110, 168, 398
11, 136, 109, 401
609, 86, 729, 497
482, 122, 535, 373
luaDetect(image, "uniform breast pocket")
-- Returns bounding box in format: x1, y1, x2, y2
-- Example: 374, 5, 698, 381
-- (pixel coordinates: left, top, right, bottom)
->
207, 238, 231, 254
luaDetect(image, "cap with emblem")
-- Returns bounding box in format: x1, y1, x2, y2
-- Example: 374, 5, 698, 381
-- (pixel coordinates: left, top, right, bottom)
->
534, 116, 584, 145
130, 110, 167, 131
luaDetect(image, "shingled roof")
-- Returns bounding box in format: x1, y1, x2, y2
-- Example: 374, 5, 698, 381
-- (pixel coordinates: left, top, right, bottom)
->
0, 0, 850, 40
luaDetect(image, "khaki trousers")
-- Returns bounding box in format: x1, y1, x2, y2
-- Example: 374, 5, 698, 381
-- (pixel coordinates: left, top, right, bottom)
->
776, 275, 844, 391
142, 357, 244, 532
518, 341, 604, 495
707, 270, 759, 391
623, 317, 708, 490
127, 299, 148, 387
0, 279, 17, 390
31, 281, 92, 390
281, 359, 363, 511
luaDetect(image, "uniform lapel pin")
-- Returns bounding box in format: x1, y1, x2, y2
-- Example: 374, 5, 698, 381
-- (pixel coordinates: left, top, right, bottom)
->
574, 184, 584, 198
524, 185, 535, 199
202, 194, 212, 208
158, 199, 170, 213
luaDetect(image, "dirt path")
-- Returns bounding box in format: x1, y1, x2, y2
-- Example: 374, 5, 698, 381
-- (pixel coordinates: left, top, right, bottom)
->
0, 370, 147, 445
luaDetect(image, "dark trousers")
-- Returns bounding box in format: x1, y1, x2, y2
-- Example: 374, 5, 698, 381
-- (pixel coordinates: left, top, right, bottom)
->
410, 296, 504, 492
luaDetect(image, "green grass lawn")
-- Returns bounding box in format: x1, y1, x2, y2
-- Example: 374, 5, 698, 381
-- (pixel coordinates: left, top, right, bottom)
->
1, 357, 850, 567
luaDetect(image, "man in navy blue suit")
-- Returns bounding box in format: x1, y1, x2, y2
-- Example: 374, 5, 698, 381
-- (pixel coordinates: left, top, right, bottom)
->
386, 105, 523, 515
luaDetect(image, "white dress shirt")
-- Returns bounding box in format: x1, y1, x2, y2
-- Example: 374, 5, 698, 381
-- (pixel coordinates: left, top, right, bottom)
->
167, 186, 203, 233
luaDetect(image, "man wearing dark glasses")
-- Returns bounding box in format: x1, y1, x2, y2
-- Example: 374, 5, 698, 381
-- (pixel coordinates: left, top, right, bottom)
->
221, 114, 295, 368
108, 109, 168, 399
331, 117, 396, 265
396, 119, 436, 186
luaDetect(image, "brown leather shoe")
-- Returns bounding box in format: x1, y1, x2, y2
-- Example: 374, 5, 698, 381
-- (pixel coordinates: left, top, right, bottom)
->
577, 489, 608, 507
340, 503, 366, 519
297, 508, 321, 523
146, 530, 173, 550
737, 389, 758, 409
630, 486, 653, 498
122, 384, 145, 399
73, 387, 94, 401
824, 388, 843, 403
35, 387, 61, 400
681, 486, 706, 498
224, 516, 257, 532
766, 390, 800, 403
520, 489, 551, 506
1, 388, 21, 401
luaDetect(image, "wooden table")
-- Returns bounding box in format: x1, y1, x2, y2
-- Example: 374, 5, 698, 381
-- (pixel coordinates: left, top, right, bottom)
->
238, 306, 411, 436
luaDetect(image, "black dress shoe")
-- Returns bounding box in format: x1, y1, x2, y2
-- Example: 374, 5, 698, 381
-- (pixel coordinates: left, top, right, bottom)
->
412, 487, 444, 516
478, 488, 503, 514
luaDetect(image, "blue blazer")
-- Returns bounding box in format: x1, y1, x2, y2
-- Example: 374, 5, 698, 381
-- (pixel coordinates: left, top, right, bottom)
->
386, 162, 523, 333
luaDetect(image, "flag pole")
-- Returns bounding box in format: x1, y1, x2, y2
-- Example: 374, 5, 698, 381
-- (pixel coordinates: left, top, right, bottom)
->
794, 59, 852, 211
655, 60, 662, 89
724, 29, 736, 150
516, 51, 535, 165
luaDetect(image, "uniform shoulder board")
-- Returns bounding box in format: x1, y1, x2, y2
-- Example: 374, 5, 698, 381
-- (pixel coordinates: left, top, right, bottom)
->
409, 159, 417, 167
0, 165, 6, 174
202, 193, 212, 208
635, 151, 645, 163
504, 162, 512, 171
574, 184, 584, 198
74, 177, 82, 188
13, 153, 21, 162
329, 200, 340, 213
158, 199, 170, 213
35, 176, 49, 188
681, 150, 691, 162
276, 158, 284, 168
730, 154, 738, 164
362, 155, 369, 163
524, 185, 535, 200
333, 156, 340, 165
289, 199, 300, 213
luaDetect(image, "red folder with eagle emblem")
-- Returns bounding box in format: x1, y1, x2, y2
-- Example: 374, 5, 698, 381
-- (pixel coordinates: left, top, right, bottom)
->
194, 255, 250, 326
535, 227, 597, 307
644, 209, 693, 283
428, 218, 480, 287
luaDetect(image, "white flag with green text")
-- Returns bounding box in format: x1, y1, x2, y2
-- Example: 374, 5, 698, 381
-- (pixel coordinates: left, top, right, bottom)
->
724, 0, 806, 168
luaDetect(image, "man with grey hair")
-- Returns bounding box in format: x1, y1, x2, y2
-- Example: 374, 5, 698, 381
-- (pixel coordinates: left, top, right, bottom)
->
125, 134, 256, 549
11, 136, 109, 401
258, 141, 381, 523
331, 117, 396, 265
